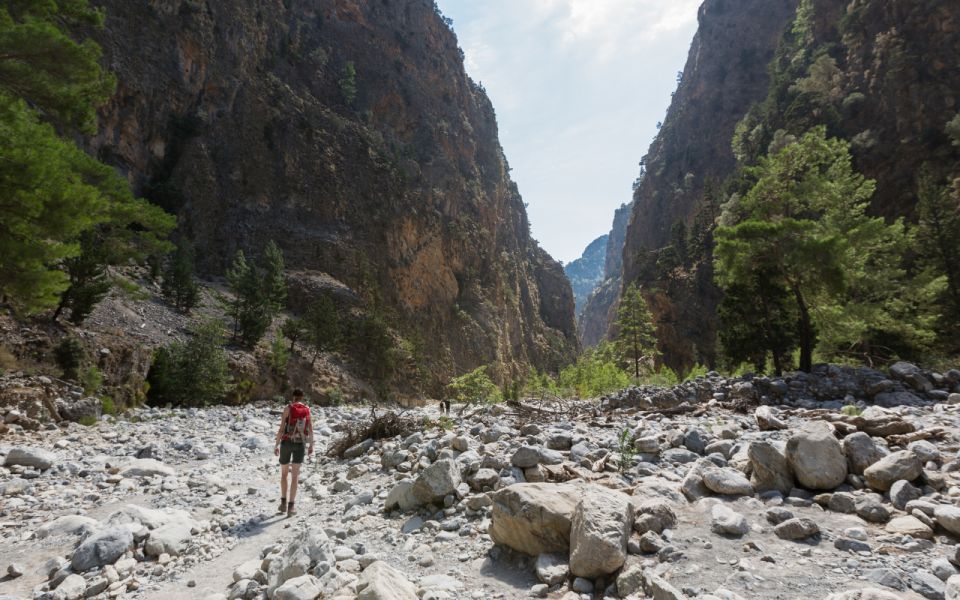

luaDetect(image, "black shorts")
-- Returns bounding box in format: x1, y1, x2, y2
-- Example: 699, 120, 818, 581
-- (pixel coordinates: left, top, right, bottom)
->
279, 441, 305, 465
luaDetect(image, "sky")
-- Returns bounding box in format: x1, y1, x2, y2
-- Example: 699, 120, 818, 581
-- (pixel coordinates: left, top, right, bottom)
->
435, 0, 703, 264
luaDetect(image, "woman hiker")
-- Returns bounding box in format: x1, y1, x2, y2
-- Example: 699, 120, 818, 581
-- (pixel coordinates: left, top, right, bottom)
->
273, 388, 314, 517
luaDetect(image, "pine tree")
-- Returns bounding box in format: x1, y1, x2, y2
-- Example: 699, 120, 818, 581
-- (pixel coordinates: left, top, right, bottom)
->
304, 297, 340, 365
718, 273, 798, 375
280, 316, 307, 352
225, 250, 271, 348
0, 1, 115, 133
54, 233, 111, 324
715, 127, 925, 370
147, 320, 231, 407
615, 283, 658, 382
262, 240, 287, 313
0, 2, 174, 314
161, 239, 200, 314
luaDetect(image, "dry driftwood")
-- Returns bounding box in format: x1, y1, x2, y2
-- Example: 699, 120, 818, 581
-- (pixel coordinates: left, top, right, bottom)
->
326, 409, 419, 458
886, 427, 946, 446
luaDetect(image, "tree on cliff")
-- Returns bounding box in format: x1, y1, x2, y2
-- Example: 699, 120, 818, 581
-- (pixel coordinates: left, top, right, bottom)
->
0, 1, 173, 315
161, 239, 201, 314
615, 283, 658, 382
716, 127, 931, 371
915, 169, 960, 338
225, 250, 272, 348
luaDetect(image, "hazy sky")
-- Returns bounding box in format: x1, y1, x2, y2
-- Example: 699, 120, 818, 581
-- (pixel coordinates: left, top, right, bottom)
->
435, 0, 703, 264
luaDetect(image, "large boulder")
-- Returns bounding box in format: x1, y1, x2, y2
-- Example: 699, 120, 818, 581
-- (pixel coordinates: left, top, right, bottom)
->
632, 500, 678, 535
4, 447, 56, 470
569, 487, 633, 578
409, 459, 460, 506
35, 515, 99, 539
383, 481, 418, 512
489, 483, 581, 555
946, 574, 960, 600
890, 361, 933, 392
144, 512, 198, 556
785, 421, 847, 490
934, 505, 960, 537
53, 574, 86, 600
748, 441, 793, 495
71, 527, 133, 571
863, 450, 922, 492
267, 527, 334, 593
356, 561, 418, 600
119, 458, 175, 478
57, 397, 102, 423
842, 432, 887, 475
274, 575, 323, 600
711, 504, 749, 537
755, 406, 787, 431
703, 468, 753, 496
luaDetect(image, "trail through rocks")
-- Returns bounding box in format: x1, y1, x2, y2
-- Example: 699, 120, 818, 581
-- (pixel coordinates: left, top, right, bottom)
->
4, 362, 960, 599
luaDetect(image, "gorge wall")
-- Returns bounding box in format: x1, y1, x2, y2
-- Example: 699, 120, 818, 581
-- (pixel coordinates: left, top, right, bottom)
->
579, 201, 632, 348
86, 0, 578, 391
564, 234, 607, 318
613, 0, 959, 372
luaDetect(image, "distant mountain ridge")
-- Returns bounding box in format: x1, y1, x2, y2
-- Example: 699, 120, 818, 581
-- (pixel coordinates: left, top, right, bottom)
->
564, 235, 608, 318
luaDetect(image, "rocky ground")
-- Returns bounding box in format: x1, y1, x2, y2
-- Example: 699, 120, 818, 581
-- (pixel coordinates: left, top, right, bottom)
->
2, 362, 960, 600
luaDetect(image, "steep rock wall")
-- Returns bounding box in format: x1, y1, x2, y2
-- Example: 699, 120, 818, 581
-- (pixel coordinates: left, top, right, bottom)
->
88, 0, 578, 389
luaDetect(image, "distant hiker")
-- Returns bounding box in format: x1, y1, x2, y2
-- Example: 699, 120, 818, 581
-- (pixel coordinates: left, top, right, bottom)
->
274, 389, 314, 517
439, 398, 451, 414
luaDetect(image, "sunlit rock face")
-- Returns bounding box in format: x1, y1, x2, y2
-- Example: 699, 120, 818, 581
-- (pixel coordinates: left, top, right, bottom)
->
88, 0, 578, 391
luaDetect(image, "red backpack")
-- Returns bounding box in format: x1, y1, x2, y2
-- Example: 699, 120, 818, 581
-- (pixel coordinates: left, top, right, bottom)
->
283, 402, 311, 443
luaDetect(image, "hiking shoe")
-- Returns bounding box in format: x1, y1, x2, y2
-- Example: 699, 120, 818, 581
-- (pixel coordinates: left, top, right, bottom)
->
287, 502, 296, 517
278, 499, 286, 514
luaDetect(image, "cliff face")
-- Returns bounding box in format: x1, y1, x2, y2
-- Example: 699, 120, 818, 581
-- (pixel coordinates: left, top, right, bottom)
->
88, 0, 577, 389
579, 201, 632, 347
614, 0, 796, 367
615, 0, 960, 372
564, 235, 607, 318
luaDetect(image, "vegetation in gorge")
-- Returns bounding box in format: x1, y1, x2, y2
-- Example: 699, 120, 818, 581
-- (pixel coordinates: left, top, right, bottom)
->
0, 0, 173, 317
147, 320, 232, 407
716, 127, 937, 372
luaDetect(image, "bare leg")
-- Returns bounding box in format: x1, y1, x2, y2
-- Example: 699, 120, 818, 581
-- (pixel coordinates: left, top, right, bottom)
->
280, 464, 289, 499
289, 463, 302, 503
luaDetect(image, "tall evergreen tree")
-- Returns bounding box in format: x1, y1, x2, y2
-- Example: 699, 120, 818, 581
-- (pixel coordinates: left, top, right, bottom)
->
716, 127, 929, 371
615, 283, 658, 381
0, 1, 173, 314
162, 239, 200, 314
303, 296, 341, 365
225, 250, 270, 348
262, 240, 287, 313
718, 274, 798, 375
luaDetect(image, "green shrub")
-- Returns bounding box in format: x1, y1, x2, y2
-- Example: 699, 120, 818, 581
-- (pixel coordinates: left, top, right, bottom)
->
100, 396, 117, 415
841, 405, 863, 416
54, 337, 86, 380
618, 427, 636, 474
447, 365, 501, 406
147, 320, 232, 407
268, 337, 290, 376
80, 366, 102, 394
78, 415, 97, 426
327, 387, 343, 406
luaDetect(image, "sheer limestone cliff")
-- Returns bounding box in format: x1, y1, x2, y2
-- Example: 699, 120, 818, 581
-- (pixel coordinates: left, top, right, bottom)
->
616, 0, 960, 372
564, 234, 607, 318
579, 201, 632, 347
87, 0, 578, 391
